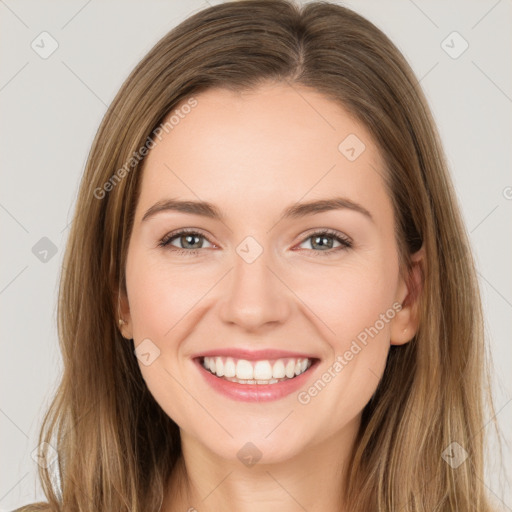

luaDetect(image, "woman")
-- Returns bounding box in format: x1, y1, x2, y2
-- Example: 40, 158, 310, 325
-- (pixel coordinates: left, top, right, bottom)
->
16, 0, 499, 510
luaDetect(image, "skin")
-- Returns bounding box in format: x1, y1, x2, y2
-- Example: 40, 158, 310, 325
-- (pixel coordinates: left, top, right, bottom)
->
118, 82, 424, 512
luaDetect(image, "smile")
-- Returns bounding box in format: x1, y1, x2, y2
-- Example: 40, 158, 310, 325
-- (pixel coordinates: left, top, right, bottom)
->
202, 356, 312, 384
193, 355, 320, 402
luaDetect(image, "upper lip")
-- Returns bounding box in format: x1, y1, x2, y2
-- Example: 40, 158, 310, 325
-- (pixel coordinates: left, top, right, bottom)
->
192, 348, 319, 361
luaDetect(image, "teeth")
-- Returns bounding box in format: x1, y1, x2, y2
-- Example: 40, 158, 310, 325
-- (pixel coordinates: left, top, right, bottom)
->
216, 358, 224, 377
253, 361, 272, 380
202, 356, 313, 382
285, 359, 296, 378
236, 359, 253, 380
272, 360, 285, 379
224, 357, 236, 378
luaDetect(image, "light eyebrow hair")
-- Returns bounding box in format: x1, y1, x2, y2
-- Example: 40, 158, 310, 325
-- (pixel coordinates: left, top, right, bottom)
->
141, 197, 373, 223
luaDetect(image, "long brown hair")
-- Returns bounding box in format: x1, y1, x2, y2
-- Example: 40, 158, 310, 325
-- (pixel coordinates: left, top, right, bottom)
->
16, 0, 498, 510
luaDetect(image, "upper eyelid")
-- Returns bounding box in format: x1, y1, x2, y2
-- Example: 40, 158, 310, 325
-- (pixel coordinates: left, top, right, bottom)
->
161, 228, 214, 243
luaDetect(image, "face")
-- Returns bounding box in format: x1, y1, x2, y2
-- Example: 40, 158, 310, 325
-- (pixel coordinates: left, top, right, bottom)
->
119, 82, 422, 464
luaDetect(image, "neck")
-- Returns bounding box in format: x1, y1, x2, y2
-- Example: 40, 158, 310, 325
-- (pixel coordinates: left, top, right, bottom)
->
161, 417, 359, 512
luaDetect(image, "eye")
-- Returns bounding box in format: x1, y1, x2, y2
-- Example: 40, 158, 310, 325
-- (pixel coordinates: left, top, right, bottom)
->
158, 228, 352, 257
296, 229, 352, 256
158, 229, 214, 255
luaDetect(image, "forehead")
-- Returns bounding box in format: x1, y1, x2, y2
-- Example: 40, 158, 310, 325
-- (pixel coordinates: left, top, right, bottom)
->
136, 83, 390, 223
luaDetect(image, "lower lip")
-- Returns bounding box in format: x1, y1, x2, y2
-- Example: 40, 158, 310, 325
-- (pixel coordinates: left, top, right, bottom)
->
193, 357, 320, 402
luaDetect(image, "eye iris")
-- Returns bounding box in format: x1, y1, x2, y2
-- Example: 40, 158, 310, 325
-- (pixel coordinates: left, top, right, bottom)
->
311, 234, 333, 250
181, 234, 202, 249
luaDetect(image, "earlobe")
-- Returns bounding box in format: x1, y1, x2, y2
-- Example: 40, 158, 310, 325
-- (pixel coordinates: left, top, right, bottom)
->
390, 245, 426, 346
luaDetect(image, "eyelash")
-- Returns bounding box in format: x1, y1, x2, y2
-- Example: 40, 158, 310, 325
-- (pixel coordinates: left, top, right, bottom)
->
158, 228, 353, 257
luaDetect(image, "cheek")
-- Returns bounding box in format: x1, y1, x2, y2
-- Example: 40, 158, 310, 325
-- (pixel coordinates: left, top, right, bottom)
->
125, 251, 202, 424
293, 255, 399, 418
126, 249, 212, 341
291, 257, 398, 348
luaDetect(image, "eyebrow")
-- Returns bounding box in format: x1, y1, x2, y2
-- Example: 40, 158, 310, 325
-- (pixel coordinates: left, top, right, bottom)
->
141, 197, 373, 223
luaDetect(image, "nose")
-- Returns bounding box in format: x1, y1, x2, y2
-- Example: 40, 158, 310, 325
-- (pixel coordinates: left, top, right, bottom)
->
218, 244, 292, 332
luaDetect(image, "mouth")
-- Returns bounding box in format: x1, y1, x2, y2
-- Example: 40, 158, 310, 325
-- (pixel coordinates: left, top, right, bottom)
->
197, 355, 317, 384
192, 354, 321, 402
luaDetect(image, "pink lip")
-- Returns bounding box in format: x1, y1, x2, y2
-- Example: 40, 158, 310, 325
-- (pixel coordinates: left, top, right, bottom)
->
191, 348, 318, 361
192, 357, 320, 402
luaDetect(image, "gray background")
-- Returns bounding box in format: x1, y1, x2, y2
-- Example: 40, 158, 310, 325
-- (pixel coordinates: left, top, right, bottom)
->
1, 0, 511, 510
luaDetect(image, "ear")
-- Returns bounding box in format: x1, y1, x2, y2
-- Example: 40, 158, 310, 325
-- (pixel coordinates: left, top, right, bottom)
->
116, 287, 133, 340
390, 245, 426, 345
